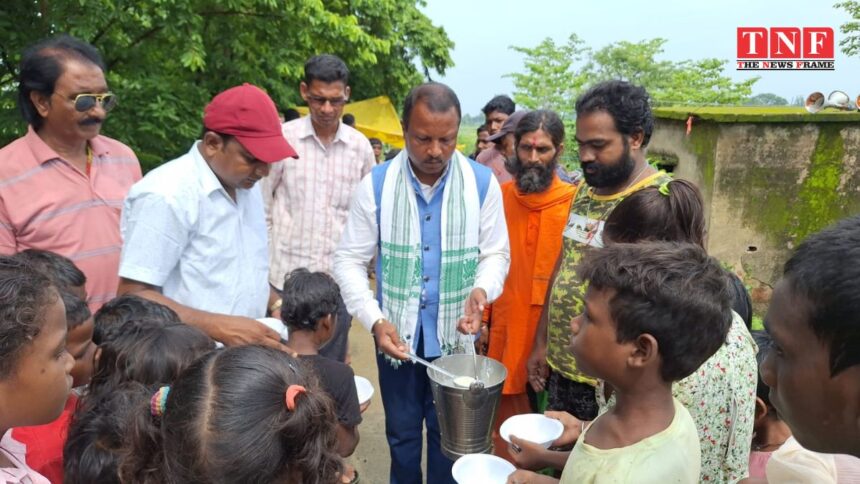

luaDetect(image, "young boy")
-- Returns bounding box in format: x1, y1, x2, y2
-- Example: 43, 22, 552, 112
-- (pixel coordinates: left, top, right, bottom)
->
508, 242, 732, 484
281, 269, 362, 459
759, 215, 860, 458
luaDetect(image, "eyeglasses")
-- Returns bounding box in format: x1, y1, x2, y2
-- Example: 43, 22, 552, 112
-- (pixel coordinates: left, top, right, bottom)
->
55, 92, 118, 112
306, 95, 348, 107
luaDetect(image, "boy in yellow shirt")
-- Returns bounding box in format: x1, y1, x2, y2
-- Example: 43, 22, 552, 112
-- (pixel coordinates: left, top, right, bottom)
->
507, 242, 732, 484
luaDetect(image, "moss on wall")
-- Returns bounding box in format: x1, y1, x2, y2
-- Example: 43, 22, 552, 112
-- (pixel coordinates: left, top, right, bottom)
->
654, 106, 860, 123
793, 126, 847, 240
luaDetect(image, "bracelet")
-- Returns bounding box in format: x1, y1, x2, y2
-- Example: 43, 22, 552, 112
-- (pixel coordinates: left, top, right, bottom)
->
269, 298, 283, 313
371, 318, 385, 332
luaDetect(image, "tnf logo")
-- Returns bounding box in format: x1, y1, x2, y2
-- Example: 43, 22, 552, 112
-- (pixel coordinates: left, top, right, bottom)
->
737, 27, 834, 59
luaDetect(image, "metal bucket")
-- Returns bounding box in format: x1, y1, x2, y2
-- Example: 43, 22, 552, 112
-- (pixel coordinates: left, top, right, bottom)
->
428, 354, 507, 460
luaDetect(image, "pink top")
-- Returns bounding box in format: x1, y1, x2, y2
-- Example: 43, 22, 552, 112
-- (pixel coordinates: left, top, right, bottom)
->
0, 127, 141, 310
748, 450, 773, 478
0, 430, 50, 484
475, 147, 513, 184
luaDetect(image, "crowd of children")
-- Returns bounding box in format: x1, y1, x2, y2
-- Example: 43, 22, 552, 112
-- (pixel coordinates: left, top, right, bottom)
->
1, 175, 860, 484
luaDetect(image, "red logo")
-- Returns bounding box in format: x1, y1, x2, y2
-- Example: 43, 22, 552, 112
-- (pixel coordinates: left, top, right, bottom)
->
737, 27, 835, 70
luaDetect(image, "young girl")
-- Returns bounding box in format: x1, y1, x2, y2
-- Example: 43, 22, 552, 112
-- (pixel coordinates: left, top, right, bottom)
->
0, 256, 74, 483
64, 320, 214, 484
119, 345, 343, 484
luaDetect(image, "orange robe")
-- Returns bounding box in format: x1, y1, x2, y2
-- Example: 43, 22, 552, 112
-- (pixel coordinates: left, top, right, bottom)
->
489, 175, 575, 460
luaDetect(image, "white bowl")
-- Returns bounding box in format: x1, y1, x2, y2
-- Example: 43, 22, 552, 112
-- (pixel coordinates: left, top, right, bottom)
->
256, 317, 289, 341
500, 414, 564, 449
354, 376, 374, 405
452, 454, 515, 484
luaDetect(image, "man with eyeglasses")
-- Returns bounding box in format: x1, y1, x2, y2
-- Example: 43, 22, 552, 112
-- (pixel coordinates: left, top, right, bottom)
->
0, 34, 141, 312
262, 54, 375, 363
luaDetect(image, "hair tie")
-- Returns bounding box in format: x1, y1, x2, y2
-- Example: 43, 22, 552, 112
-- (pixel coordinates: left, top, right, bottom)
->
285, 384, 306, 411
150, 386, 170, 418
658, 181, 671, 196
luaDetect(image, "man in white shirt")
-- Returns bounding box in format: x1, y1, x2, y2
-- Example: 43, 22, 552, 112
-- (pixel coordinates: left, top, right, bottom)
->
334, 82, 510, 483
263, 54, 375, 362
118, 84, 297, 349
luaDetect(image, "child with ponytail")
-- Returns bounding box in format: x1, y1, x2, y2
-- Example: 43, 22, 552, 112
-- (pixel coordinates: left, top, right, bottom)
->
120, 345, 343, 484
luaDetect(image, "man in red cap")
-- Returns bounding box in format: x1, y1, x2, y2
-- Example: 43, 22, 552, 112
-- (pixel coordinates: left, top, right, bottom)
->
117, 84, 297, 350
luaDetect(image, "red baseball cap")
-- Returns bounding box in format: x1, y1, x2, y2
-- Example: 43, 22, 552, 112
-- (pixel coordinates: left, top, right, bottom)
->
203, 83, 298, 163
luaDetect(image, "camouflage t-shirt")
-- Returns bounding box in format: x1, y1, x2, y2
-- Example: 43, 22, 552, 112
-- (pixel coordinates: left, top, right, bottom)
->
546, 171, 671, 383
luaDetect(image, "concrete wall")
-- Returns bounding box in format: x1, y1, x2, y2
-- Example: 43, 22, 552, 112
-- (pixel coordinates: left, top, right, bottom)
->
649, 116, 860, 307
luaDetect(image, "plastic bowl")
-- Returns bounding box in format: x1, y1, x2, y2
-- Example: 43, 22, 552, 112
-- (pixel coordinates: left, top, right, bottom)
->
256, 317, 289, 341
500, 414, 564, 448
354, 376, 374, 405
452, 453, 515, 484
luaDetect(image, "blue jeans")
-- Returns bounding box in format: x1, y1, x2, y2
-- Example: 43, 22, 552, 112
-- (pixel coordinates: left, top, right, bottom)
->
376, 339, 455, 484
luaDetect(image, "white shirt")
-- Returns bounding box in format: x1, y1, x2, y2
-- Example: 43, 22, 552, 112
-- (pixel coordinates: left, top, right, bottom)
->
333, 156, 510, 332
263, 117, 375, 287
119, 143, 270, 319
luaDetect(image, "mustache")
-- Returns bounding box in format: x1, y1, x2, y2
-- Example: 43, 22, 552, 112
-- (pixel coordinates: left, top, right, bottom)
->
79, 118, 103, 126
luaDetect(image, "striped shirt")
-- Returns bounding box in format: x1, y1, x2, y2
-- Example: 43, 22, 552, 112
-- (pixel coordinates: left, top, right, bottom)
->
0, 126, 141, 310
262, 117, 374, 286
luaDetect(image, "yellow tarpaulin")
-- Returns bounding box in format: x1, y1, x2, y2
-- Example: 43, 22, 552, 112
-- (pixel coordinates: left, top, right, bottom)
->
296, 95, 404, 148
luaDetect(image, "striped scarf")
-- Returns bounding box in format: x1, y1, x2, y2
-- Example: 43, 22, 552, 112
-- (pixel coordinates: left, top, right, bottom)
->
379, 150, 479, 366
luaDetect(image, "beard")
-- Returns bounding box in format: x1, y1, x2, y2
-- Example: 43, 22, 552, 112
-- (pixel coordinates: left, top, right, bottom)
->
509, 154, 558, 194
580, 138, 635, 188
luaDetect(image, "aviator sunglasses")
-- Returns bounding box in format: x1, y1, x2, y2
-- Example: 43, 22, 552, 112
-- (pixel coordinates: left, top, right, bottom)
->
54, 92, 118, 112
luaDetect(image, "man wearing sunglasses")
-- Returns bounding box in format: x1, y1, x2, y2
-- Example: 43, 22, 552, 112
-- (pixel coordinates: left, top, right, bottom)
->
0, 35, 141, 312
262, 54, 376, 363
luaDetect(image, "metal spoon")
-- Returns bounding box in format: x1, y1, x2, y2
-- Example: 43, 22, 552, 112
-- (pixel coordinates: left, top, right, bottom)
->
407, 352, 459, 380
465, 332, 487, 408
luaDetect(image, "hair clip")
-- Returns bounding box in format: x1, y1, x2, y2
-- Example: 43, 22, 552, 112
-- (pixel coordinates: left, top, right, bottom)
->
658, 182, 671, 196
150, 386, 170, 418
285, 384, 306, 411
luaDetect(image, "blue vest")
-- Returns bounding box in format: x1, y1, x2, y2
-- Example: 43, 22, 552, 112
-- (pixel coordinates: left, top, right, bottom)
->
371, 158, 492, 357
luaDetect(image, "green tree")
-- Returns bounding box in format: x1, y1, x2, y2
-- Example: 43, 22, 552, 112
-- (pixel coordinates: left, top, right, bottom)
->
745, 93, 789, 106
837, 1, 860, 56
507, 36, 758, 118
0, 0, 453, 170
505, 34, 590, 119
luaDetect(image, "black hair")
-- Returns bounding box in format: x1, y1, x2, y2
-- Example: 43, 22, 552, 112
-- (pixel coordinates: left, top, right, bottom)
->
482, 95, 515, 116
782, 214, 860, 376
477, 124, 489, 135
304, 54, 349, 85
402, 82, 461, 131
62, 290, 91, 330
87, 320, 214, 402
0, 255, 59, 379
198, 127, 234, 145
281, 269, 340, 332
751, 330, 774, 410
578, 242, 732, 382
385, 148, 401, 160
603, 179, 705, 249
64, 381, 152, 484
15, 248, 86, 290
368, 137, 382, 147
283, 108, 301, 122
514, 109, 565, 148
575, 80, 654, 147
17, 34, 106, 130
120, 345, 342, 484
342, 113, 355, 127
92, 295, 179, 345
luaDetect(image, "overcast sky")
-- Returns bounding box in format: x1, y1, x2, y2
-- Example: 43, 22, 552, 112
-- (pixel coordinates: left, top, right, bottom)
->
419, 0, 860, 115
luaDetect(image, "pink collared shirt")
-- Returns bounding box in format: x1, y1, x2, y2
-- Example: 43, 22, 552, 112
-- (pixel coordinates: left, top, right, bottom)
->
262, 117, 374, 285
475, 146, 513, 184
0, 126, 141, 310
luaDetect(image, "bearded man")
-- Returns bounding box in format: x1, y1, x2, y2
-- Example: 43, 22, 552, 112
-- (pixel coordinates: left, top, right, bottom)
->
485, 109, 576, 462
526, 80, 671, 421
